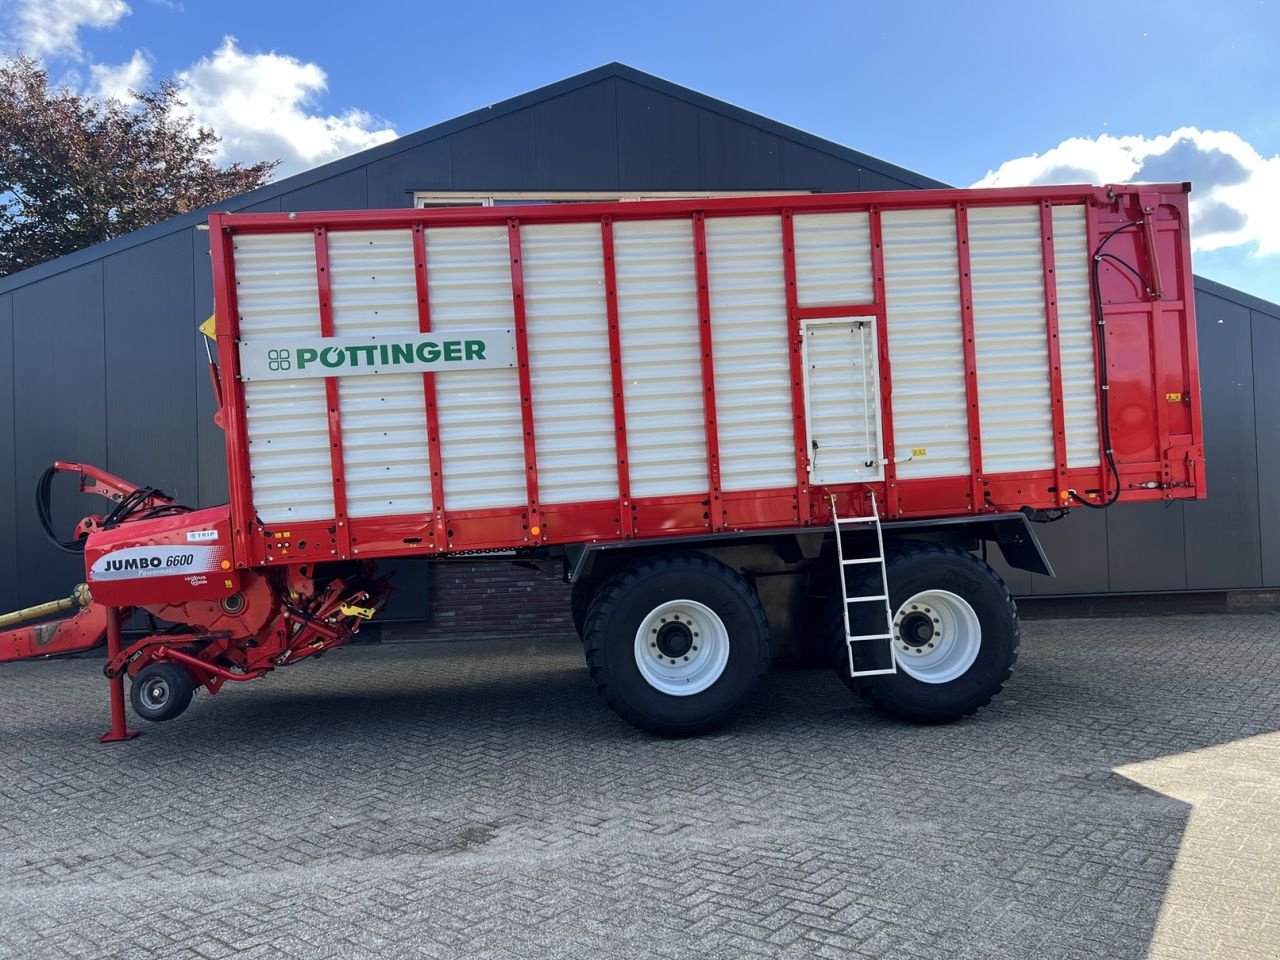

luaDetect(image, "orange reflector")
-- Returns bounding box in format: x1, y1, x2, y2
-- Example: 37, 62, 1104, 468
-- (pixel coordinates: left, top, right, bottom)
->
530, 525, 541, 537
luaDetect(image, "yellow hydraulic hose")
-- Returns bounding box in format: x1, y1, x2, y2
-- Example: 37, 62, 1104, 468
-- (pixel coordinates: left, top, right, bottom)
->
0, 584, 92, 629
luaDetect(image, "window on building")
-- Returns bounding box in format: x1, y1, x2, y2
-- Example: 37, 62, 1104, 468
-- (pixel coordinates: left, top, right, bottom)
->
413, 190, 811, 208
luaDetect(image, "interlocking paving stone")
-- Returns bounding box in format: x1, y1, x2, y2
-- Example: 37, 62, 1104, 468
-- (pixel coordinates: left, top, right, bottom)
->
0, 613, 1277, 959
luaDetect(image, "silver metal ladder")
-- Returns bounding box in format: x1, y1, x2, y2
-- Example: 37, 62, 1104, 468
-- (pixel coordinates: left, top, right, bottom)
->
831, 492, 897, 678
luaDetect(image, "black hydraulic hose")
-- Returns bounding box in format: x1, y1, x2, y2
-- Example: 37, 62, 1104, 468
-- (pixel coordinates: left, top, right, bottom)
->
1068, 219, 1147, 510
36, 466, 86, 554
35, 466, 190, 553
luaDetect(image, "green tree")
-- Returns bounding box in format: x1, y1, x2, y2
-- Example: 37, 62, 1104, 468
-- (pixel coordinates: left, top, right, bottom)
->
0, 56, 278, 277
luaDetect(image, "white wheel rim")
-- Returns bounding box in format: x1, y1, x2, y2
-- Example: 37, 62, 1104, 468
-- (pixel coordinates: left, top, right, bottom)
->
633, 599, 730, 696
892, 590, 982, 684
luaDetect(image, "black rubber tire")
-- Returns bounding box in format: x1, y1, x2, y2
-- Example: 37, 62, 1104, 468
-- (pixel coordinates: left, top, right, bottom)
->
570, 577, 596, 639
129, 662, 195, 723
829, 542, 1018, 724
583, 552, 770, 736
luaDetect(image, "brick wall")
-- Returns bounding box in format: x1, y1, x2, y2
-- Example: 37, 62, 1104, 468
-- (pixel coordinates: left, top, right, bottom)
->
391, 562, 575, 643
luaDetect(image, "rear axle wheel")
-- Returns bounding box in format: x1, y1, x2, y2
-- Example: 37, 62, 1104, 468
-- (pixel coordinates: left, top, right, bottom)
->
584, 552, 769, 736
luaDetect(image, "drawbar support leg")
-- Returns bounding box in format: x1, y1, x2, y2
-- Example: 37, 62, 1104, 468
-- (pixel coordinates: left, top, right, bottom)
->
99, 606, 138, 744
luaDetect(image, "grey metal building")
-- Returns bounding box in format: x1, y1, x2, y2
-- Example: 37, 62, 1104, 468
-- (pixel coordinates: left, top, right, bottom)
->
1, 63, 1276, 615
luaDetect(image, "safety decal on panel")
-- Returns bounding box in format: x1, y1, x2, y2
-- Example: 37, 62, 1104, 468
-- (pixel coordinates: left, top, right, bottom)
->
90, 545, 229, 581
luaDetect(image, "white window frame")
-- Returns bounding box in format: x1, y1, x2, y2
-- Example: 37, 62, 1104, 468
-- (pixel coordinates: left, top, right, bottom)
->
413, 190, 812, 208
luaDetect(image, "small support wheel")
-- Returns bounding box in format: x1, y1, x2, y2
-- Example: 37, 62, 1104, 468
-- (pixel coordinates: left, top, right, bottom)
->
129, 662, 195, 723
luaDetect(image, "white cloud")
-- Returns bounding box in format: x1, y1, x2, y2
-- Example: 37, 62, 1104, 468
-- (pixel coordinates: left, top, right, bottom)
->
9, 0, 130, 59
974, 128, 1280, 257
175, 37, 398, 177
89, 48, 150, 101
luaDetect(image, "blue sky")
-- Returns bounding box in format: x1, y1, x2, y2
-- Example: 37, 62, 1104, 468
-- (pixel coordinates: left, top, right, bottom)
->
4, 0, 1278, 302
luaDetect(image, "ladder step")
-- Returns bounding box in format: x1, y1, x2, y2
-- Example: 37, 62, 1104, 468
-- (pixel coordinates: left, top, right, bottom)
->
850, 667, 899, 677
846, 633, 894, 642
841, 557, 883, 565
834, 516, 879, 525
846, 595, 888, 604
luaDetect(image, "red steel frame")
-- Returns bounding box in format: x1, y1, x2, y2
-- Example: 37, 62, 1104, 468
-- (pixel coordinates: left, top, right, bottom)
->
412, 224, 447, 550
207, 183, 1204, 568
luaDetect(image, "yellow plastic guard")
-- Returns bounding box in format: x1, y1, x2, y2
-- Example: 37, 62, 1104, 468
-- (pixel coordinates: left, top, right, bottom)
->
199, 314, 216, 339
340, 603, 376, 620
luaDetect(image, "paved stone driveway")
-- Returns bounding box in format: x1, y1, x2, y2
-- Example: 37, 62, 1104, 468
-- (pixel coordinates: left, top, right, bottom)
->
0, 613, 1277, 960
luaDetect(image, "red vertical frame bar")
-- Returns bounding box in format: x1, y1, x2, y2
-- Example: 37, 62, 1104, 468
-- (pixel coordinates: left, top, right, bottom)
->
692, 213, 723, 531
1174, 191, 1205, 495
1084, 201, 1110, 501
1040, 203, 1069, 500
314, 227, 351, 557
780, 211, 809, 523
601, 217, 634, 537
869, 206, 896, 517
954, 204, 983, 512
209, 217, 256, 567
507, 219, 542, 542
1140, 199, 1171, 488
412, 224, 447, 551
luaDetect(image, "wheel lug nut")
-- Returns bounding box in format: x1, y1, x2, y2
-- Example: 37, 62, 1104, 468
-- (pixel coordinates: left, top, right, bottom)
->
683, 656, 689, 661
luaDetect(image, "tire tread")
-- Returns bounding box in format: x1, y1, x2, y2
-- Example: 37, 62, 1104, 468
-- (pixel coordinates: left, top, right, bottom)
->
583, 552, 770, 736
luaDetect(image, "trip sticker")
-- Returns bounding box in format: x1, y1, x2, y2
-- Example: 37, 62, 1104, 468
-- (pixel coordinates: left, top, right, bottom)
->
187, 530, 219, 543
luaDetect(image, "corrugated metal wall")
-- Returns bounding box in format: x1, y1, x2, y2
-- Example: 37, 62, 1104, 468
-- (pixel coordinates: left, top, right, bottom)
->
989, 281, 1279, 596
0, 66, 1276, 616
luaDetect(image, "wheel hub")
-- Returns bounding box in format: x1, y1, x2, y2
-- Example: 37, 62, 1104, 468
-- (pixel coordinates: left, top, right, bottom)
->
655, 621, 693, 658
143, 678, 170, 708
899, 611, 935, 648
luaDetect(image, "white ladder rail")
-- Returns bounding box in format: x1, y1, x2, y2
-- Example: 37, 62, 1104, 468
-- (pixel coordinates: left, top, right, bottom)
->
831, 492, 897, 678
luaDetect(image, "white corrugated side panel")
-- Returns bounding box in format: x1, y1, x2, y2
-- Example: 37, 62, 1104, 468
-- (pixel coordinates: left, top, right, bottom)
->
705, 215, 795, 492
521, 223, 618, 505
613, 219, 708, 498
426, 226, 525, 511
793, 212, 874, 306
804, 321, 881, 484
328, 229, 433, 518
882, 208, 971, 479
234, 232, 334, 522
1052, 206, 1101, 467
967, 205, 1054, 473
